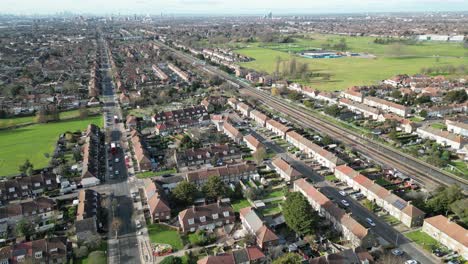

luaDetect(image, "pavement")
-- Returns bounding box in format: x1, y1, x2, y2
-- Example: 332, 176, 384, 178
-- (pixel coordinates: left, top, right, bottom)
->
250, 124, 439, 264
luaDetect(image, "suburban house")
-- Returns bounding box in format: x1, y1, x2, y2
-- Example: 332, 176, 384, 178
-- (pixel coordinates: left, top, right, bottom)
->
446, 119, 468, 137
237, 102, 252, 118
243, 134, 264, 153
271, 156, 302, 182
239, 207, 279, 250
76, 189, 101, 242
143, 179, 171, 222
265, 119, 291, 139
363, 96, 410, 117
81, 124, 104, 184
178, 201, 235, 233
197, 246, 266, 264
152, 64, 169, 81
185, 162, 258, 187
339, 98, 380, 120
425, 103, 467, 118
294, 179, 374, 248
0, 197, 57, 232
126, 115, 138, 129
416, 125, 466, 150
168, 63, 190, 82
285, 130, 344, 171
316, 92, 338, 105
341, 89, 364, 103
154, 115, 210, 135
130, 130, 153, 171
151, 105, 208, 124
249, 110, 268, 127
175, 144, 241, 169
0, 237, 69, 264
0, 173, 58, 203
422, 215, 468, 259
334, 165, 425, 227
223, 121, 243, 144
227, 98, 238, 110
309, 247, 374, 264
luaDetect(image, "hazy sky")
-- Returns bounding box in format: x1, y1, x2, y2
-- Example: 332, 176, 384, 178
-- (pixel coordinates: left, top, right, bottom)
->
1, 0, 467, 15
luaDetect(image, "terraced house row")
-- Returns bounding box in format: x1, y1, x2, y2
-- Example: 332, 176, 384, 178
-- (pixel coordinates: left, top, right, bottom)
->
294, 179, 375, 248
228, 97, 344, 172
0, 172, 58, 204
334, 165, 425, 228
81, 124, 104, 186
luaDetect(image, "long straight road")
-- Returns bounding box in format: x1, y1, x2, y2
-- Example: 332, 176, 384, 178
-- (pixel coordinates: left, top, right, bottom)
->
97, 37, 142, 264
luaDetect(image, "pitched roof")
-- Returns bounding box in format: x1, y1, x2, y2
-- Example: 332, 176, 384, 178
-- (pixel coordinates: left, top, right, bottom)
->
272, 157, 302, 179
425, 215, 468, 247
256, 225, 279, 244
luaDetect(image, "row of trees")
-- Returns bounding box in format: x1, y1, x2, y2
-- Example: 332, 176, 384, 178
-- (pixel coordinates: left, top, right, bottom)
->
421, 64, 468, 76
172, 176, 243, 206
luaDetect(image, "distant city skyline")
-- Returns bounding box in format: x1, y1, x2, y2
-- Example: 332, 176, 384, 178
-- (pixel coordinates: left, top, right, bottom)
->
1, 0, 467, 15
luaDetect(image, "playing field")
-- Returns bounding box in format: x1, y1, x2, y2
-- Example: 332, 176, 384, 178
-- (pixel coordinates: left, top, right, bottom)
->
235, 34, 468, 91
0, 115, 103, 176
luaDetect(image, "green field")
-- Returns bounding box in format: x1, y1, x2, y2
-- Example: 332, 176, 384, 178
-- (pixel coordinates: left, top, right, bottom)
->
0, 115, 102, 176
235, 34, 468, 91
147, 224, 184, 251
0, 107, 101, 129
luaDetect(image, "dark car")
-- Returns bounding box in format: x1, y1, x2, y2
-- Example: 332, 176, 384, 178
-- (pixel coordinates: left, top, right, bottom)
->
433, 249, 446, 257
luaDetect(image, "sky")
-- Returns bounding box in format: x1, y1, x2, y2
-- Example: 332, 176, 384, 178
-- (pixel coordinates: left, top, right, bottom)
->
1, 0, 467, 15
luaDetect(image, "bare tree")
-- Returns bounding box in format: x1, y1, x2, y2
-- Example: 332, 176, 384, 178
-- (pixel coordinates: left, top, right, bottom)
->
377, 253, 405, 264
111, 218, 122, 238
253, 147, 267, 164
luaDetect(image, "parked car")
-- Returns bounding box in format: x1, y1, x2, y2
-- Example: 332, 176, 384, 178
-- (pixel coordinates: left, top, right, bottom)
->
405, 260, 418, 264
433, 249, 446, 257
115, 158, 120, 163
339, 191, 347, 196
341, 200, 350, 207
391, 249, 404, 256
135, 220, 142, 229
114, 170, 120, 176
366, 218, 376, 227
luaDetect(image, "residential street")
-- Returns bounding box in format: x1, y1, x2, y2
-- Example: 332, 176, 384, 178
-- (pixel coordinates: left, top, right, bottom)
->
249, 127, 439, 264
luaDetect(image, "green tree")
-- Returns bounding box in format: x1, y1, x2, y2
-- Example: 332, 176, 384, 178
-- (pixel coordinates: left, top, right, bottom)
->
450, 199, 468, 225
283, 192, 317, 235
427, 185, 464, 215
272, 253, 303, 264
287, 91, 301, 101
419, 109, 428, 118
444, 90, 467, 104
160, 256, 182, 264
324, 104, 340, 117
253, 147, 267, 164
19, 159, 34, 176
15, 219, 35, 239
173, 181, 198, 205
202, 176, 227, 200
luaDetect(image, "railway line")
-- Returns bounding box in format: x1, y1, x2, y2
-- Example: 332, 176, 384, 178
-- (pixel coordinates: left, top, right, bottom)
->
242, 88, 460, 191
157, 39, 468, 193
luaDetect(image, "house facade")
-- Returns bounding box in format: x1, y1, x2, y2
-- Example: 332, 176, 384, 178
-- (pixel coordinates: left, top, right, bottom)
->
178, 202, 235, 233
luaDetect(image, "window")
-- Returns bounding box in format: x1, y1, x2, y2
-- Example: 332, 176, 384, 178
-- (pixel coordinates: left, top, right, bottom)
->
8, 187, 14, 193
212, 214, 218, 220
34, 183, 41, 187
21, 185, 27, 190
188, 218, 195, 225
45, 180, 51, 185
223, 211, 229, 217
200, 216, 206, 222
35, 251, 43, 259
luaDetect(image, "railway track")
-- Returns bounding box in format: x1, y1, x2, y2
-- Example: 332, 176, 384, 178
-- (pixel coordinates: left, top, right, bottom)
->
242, 88, 468, 192
157, 39, 468, 192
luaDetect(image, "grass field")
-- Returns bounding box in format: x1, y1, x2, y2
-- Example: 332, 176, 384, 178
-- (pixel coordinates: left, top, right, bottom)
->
235, 34, 468, 91
0, 107, 101, 129
0, 115, 102, 176
147, 224, 184, 251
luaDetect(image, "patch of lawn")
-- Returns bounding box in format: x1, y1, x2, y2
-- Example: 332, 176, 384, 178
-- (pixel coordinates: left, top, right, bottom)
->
0, 115, 103, 176
260, 200, 283, 216
231, 199, 251, 212
446, 160, 468, 180
325, 174, 338, 181
430, 123, 447, 130
380, 214, 400, 226
405, 230, 440, 252
263, 189, 285, 200
136, 168, 177, 179
147, 224, 184, 251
